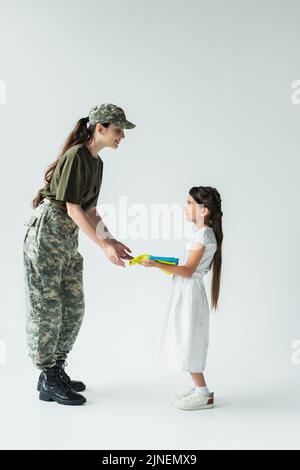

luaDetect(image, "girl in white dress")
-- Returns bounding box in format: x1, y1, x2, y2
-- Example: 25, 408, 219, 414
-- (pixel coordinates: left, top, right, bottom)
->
140, 186, 223, 411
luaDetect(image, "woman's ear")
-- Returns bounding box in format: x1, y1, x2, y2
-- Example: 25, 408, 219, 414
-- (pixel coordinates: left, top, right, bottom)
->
96, 123, 104, 134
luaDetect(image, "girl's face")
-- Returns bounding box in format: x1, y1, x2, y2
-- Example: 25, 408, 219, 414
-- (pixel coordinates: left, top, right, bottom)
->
94, 123, 125, 149
184, 194, 208, 224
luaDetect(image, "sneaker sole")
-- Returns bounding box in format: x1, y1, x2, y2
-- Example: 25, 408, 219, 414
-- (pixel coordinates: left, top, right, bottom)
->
39, 391, 86, 406
175, 403, 214, 411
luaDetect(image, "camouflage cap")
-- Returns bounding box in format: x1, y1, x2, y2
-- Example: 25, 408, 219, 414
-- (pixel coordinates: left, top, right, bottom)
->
88, 103, 136, 129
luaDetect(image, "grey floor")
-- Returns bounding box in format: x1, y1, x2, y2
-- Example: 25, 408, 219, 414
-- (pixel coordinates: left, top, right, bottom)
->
0, 365, 299, 450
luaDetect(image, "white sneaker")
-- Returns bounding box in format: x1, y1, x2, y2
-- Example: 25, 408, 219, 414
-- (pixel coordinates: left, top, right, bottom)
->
172, 387, 196, 404
174, 389, 214, 411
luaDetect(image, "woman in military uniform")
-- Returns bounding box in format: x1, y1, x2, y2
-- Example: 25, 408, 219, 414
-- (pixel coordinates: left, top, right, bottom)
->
23, 103, 135, 405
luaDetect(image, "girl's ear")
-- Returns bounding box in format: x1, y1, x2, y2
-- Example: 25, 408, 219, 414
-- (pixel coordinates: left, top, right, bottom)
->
204, 207, 210, 217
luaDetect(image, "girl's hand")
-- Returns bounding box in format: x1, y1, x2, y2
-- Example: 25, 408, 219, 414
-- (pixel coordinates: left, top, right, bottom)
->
139, 259, 159, 268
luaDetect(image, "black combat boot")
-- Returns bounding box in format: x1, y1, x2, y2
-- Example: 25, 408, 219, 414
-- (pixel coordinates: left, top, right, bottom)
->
38, 365, 86, 405
56, 359, 86, 392
37, 360, 86, 393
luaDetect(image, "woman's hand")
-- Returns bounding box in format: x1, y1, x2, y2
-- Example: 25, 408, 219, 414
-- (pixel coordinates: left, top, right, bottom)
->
139, 259, 159, 268
102, 238, 133, 267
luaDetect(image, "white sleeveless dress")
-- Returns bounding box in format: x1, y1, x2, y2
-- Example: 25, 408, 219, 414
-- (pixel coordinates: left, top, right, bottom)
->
159, 227, 217, 372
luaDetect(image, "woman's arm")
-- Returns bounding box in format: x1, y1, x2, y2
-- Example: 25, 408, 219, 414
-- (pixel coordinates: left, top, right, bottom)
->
66, 203, 107, 247
86, 206, 114, 240
87, 206, 133, 260
67, 203, 133, 267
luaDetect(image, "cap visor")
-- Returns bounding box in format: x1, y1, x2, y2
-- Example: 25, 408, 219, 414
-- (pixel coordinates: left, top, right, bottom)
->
114, 120, 136, 129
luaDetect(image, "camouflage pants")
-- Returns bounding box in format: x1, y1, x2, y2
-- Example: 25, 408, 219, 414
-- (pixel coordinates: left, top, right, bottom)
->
23, 198, 85, 370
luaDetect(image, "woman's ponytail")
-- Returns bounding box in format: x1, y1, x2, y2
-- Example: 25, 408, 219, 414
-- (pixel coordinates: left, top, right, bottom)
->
32, 117, 109, 209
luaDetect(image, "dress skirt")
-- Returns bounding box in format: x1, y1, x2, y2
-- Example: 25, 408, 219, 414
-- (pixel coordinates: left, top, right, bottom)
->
159, 271, 210, 372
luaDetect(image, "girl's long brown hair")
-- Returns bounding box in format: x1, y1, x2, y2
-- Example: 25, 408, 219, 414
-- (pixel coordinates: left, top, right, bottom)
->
189, 186, 223, 311
32, 118, 110, 208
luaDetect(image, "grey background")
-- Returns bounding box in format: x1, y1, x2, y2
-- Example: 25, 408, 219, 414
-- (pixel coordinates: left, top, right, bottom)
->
0, 0, 299, 449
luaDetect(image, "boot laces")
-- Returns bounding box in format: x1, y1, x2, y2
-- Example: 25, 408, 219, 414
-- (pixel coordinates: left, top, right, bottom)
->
48, 364, 72, 393
57, 360, 72, 385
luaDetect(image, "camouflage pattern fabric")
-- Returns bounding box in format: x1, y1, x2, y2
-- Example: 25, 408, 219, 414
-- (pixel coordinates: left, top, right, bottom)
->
23, 199, 84, 369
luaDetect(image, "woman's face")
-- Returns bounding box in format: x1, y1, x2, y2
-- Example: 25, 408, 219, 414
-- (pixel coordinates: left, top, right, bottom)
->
95, 123, 125, 149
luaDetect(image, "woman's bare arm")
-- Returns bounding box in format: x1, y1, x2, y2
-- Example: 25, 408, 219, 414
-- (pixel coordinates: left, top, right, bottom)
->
66, 202, 106, 247
66, 202, 131, 267
86, 206, 114, 240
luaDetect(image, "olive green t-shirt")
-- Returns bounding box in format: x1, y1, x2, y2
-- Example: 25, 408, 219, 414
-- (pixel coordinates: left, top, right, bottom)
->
41, 144, 103, 212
